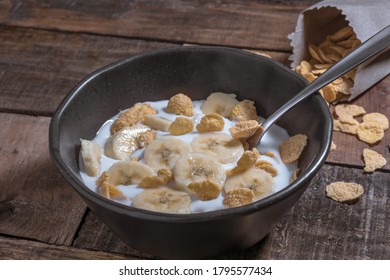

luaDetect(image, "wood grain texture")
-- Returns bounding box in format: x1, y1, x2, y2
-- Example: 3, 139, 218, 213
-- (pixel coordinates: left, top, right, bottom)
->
0, 113, 86, 245
1, 0, 309, 50
73, 210, 157, 259
218, 164, 390, 260
327, 77, 390, 171
0, 26, 177, 115
73, 164, 389, 259
1, 0, 389, 261
0, 26, 290, 115
0, 236, 131, 260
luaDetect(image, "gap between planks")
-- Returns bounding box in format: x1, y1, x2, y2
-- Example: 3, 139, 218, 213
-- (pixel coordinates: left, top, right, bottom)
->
0, 234, 133, 260
1, 24, 294, 54
0, 0, 308, 51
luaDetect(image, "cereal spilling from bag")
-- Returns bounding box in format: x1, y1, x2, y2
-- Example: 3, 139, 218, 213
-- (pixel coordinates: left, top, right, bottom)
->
291, 19, 388, 204
295, 26, 360, 103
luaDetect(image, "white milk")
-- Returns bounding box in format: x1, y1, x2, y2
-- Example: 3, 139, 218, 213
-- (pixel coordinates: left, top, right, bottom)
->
79, 100, 298, 213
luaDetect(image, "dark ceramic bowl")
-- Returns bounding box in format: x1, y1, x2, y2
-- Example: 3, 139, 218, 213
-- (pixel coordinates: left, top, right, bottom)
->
49, 46, 332, 259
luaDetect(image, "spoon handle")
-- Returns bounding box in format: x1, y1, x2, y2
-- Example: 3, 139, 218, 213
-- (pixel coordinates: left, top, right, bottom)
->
260, 25, 390, 136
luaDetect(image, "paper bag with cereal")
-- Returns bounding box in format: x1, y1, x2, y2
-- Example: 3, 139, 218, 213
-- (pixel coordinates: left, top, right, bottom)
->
289, 0, 390, 103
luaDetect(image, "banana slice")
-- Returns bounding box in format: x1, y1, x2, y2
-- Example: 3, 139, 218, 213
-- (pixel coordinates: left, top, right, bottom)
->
104, 124, 150, 160
105, 159, 154, 186
132, 187, 191, 214
144, 137, 192, 171
173, 152, 226, 193
201, 92, 239, 117
191, 132, 244, 164
224, 167, 274, 199
143, 114, 172, 132
80, 139, 101, 177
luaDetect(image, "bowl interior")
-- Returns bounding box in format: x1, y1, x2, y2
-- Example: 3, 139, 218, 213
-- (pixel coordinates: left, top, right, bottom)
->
50, 46, 332, 217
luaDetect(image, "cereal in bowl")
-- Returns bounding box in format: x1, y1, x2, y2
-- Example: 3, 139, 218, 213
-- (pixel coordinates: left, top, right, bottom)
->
79, 92, 306, 213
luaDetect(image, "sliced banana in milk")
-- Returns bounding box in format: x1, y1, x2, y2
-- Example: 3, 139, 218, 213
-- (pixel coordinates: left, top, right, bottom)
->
132, 187, 191, 214
200, 92, 239, 117
144, 137, 192, 171
104, 159, 154, 186
104, 124, 150, 160
173, 152, 226, 193
143, 114, 172, 132
80, 139, 101, 177
224, 167, 274, 199
191, 132, 244, 164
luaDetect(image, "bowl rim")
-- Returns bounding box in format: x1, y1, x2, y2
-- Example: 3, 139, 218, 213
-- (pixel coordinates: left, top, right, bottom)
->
49, 45, 332, 222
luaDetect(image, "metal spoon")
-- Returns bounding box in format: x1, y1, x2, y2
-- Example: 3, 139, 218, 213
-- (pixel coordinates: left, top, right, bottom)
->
248, 25, 390, 149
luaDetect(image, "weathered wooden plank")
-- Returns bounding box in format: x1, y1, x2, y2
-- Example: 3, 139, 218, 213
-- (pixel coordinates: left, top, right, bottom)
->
183, 43, 291, 64
218, 164, 390, 259
73, 164, 390, 259
0, 26, 291, 115
0, 235, 131, 260
1, 0, 311, 50
72, 210, 157, 259
0, 113, 86, 246
0, 26, 177, 115
327, 77, 390, 171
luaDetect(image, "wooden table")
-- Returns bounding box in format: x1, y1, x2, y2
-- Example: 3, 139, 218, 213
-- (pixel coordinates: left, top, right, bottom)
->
1, 0, 389, 260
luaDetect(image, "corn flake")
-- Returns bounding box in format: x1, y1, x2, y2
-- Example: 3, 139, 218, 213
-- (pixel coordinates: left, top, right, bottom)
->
97, 171, 110, 187
303, 72, 317, 82
196, 113, 225, 132
139, 169, 173, 188
100, 182, 126, 199
337, 39, 359, 49
363, 148, 387, 173
289, 168, 301, 184
228, 148, 260, 175
334, 104, 366, 118
264, 151, 276, 158
362, 113, 389, 130
157, 169, 173, 183
187, 180, 221, 201
325, 181, 364, 203
296, 60, 312, 75
229, 120, 260, 139
223, 188, 255, 208
334, 78, 353, 95
279, 134, 308, 164
309, 44, 325, 63
330, 141, 337, 151
137, 130, 156, 147
357, 121, 385, 144
168, 117, 194, 135
165, 93, 194, 116
328, 26, 354, 42
111, 103, 157, 134
229, 100, 258, 122
322, 85, 337, 102
333, 115, 359, 135
254, 160, 277, 177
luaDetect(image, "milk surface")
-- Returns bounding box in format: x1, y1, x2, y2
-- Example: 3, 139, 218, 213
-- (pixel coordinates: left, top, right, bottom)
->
79, 100, 298, 213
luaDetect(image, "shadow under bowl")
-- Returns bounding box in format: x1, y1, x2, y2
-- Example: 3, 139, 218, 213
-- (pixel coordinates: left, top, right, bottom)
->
49, 46, 332, 259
